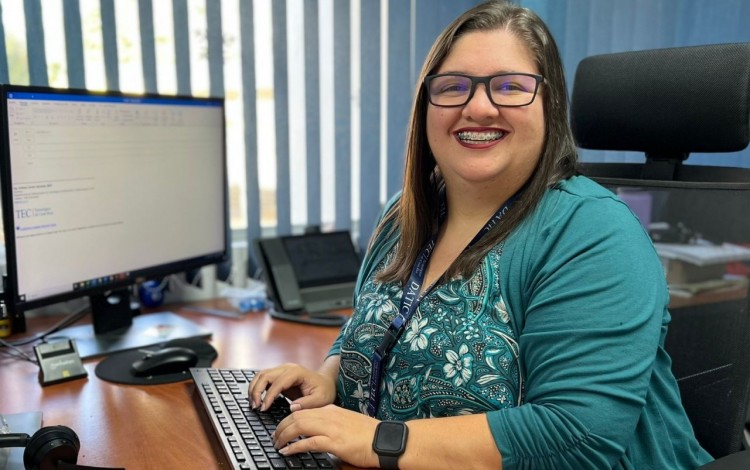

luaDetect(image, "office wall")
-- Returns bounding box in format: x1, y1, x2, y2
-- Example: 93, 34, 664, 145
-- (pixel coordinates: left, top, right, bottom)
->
1, 0, 748, 257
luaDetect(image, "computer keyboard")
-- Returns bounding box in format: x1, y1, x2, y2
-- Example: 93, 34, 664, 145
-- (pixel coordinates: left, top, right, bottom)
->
190, 368, 336, 469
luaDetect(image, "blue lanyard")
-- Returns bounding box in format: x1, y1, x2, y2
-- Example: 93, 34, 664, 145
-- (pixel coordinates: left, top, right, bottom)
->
366, 193, 519, 417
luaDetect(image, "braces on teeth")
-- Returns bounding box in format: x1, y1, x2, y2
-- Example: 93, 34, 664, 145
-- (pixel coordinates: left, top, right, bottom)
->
458, 131, 504, 141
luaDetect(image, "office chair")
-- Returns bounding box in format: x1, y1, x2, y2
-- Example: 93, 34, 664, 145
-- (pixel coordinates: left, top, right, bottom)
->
570, 43, 750, 469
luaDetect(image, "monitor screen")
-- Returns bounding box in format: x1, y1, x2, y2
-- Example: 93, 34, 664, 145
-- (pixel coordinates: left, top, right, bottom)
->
0, 85, 228, 338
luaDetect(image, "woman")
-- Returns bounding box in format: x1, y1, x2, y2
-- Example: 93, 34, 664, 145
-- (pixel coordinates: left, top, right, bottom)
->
250, 2, 712, 468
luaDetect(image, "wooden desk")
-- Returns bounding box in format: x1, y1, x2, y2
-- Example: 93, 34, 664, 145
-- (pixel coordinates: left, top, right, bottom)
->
0, 299, 347, 469
668, 284, 748, 310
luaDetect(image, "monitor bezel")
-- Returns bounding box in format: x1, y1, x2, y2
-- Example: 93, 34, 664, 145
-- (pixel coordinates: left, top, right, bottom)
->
0, 84, 230, 332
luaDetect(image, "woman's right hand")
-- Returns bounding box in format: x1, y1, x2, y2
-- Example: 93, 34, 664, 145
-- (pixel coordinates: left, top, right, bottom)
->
248, 362, 338, 412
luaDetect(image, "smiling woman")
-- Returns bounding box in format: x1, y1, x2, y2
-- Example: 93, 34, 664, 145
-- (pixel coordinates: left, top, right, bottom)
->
425, 29, 545, 210
246, 2, 714, 469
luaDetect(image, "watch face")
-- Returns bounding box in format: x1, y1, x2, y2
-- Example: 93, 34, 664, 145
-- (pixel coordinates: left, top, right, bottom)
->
375, 421, 406, 455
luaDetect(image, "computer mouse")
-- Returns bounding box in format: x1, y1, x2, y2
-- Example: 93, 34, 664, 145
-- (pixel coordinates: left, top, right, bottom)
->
130, 346, 199, 377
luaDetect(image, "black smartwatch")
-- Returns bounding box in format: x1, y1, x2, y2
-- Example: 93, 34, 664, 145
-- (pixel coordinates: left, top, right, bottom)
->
372, 420, 408, 469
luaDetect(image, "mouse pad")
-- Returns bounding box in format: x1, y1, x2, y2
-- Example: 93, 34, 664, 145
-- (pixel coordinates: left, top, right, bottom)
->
95, 338, 217, 385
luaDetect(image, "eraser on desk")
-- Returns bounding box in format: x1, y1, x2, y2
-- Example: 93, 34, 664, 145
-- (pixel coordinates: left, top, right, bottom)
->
34, 339, 88, 386
237, 297, 266, 312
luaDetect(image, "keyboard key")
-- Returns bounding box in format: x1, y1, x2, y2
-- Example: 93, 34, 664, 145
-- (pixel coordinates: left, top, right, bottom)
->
301, 459, 320, 469
270, 458, 288, 469
285, 456, 304, 468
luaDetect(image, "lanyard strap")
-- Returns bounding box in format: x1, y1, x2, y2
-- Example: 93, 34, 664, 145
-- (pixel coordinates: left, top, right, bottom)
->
366, 193, 519, 417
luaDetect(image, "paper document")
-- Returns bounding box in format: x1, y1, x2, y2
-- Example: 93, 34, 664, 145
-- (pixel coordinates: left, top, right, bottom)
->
655, 242, 750, 266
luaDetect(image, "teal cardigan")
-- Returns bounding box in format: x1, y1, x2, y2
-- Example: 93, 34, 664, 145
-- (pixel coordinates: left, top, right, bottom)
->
330, 176, 712, 469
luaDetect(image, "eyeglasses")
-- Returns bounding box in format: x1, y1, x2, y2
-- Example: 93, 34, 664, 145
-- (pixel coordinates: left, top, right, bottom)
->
424, 72, 544, 108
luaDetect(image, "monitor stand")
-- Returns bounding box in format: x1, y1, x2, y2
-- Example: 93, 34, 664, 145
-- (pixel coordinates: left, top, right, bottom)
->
53, 289, 211, 359
54, 312, 212, 359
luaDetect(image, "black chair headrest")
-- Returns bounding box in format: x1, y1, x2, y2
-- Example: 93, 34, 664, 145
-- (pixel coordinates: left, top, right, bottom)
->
571, 43, 750, 157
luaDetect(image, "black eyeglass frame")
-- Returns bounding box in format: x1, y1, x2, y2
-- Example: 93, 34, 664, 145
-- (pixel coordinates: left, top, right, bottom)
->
424, 72, 545, 108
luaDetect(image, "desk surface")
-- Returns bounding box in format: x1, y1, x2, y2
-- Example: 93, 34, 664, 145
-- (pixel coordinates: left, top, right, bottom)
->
0, 299, 350, 469
4, 292, 745, 469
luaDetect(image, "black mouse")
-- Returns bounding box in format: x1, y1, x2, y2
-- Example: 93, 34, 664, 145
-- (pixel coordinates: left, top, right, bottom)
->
130, 346, 199, 377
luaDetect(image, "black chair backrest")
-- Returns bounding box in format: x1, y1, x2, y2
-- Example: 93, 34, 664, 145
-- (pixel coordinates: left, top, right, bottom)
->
572, 43, 750, 180
571, 43, 750, 459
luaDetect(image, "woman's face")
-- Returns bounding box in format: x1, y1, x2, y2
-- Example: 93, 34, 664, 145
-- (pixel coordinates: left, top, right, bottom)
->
426, 29, 545, 192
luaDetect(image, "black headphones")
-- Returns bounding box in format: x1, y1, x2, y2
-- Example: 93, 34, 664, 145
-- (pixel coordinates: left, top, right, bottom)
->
0, 425, 123, 470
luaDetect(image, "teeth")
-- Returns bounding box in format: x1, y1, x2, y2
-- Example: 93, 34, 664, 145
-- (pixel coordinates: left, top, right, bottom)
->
457, 131, 505, 142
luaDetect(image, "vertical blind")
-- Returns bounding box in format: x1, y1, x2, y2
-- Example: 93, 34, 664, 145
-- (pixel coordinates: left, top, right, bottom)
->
1, 0, 748, 263
0, 0, 479, 257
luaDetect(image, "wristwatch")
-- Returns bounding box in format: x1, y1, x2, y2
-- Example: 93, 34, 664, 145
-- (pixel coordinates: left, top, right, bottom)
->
372, 420, 408, 469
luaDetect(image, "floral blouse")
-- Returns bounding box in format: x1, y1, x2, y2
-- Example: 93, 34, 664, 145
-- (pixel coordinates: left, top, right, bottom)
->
332, 242, 522, 420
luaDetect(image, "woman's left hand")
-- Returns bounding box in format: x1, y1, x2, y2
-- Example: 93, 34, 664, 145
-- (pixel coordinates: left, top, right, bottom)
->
273, 404, 380, 469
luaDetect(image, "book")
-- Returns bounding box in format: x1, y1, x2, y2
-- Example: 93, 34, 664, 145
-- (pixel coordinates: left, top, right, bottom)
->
663, 259, 725, 284
668, 277, 749, 298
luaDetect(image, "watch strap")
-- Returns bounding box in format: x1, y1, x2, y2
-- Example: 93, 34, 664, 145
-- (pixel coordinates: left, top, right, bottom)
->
378, 453, 400, 470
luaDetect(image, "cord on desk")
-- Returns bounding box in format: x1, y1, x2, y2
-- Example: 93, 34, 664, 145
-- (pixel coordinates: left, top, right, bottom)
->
0, 337, 37, 363
0, 304, 89, 348
0, 305, 90, 364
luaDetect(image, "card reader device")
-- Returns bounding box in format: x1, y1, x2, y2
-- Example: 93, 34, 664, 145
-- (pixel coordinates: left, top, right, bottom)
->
34, 339, 88, 386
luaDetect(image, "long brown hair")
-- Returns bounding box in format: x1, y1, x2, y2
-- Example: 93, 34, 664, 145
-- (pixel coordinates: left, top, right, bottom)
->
375, 1, 577, 285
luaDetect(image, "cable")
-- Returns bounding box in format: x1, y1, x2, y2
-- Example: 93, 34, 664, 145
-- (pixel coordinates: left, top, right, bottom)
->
0, 303, 89, 365
0, 303, 89, 348
0, 337, 37, 363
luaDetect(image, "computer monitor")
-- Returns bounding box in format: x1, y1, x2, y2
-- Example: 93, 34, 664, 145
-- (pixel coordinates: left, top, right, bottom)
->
0, 84, 228, 356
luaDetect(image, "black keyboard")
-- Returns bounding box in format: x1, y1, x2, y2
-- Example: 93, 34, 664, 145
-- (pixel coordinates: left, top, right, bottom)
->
190, 368, 336, 469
